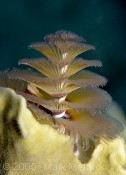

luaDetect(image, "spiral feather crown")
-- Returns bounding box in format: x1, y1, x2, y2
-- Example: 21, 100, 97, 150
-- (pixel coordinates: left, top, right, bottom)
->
0, 31, 123, 163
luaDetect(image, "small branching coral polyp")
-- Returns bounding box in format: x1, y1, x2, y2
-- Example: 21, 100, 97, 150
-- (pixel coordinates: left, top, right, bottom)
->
0, 30, 123, 163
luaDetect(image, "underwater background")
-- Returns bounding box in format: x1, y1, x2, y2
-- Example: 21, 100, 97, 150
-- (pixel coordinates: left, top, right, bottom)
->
0, 0, 126, 113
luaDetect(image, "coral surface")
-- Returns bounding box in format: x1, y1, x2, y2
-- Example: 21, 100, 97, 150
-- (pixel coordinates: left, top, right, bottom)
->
0, 87, 126, 175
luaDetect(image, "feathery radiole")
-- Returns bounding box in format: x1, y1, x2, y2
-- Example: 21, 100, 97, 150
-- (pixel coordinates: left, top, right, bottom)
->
0, 31, 123, 163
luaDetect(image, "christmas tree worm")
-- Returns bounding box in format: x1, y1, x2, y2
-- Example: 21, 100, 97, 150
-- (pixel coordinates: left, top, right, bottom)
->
0, 31, 123, 163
